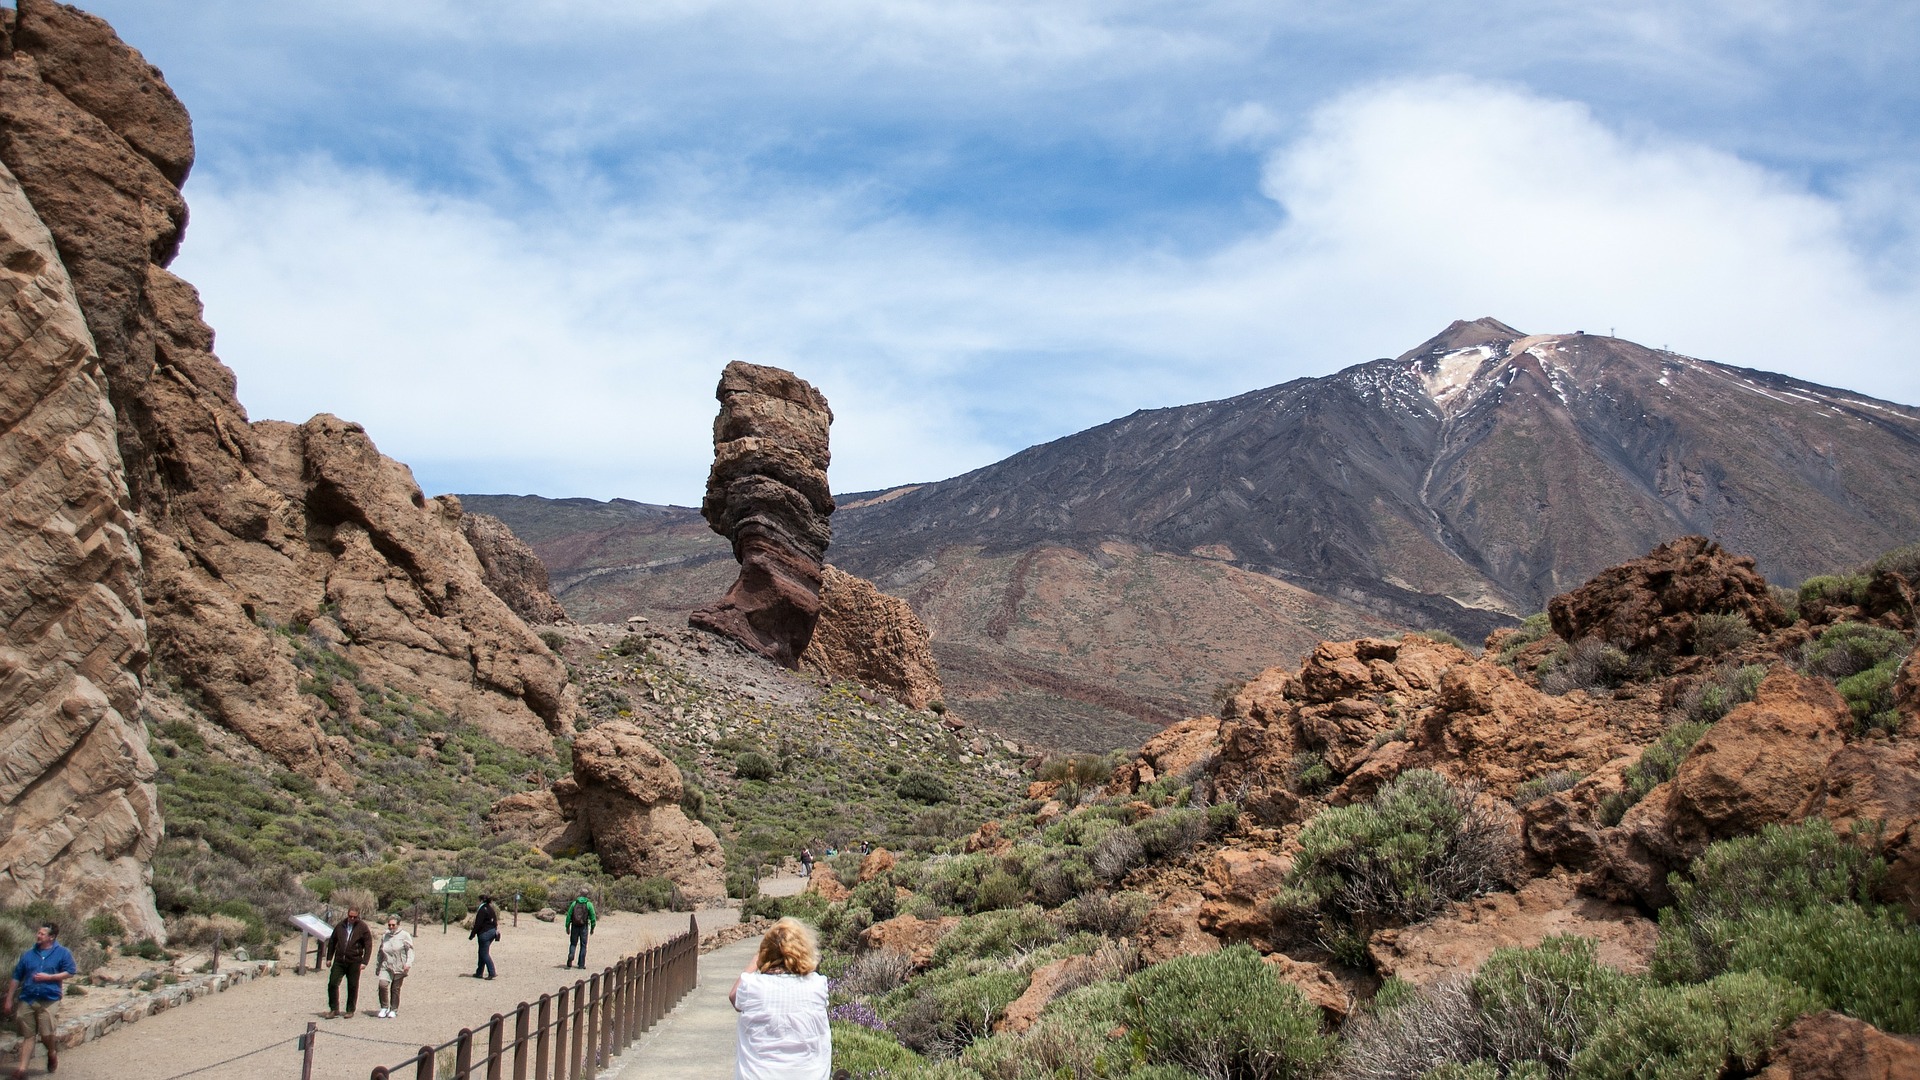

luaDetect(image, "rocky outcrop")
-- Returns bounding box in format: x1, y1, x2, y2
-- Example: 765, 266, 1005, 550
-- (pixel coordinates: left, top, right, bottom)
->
0, 157, 162, 940
690, 362, 835, 668
462, 512, 567, 625
1756, 1011, 1920, 1080
800, 565, 942, 708
1197, 848, 1290, 943
1816, 741, 1920, 918
1547, 535, 1787, 656
859, 913, 958, 969
0, 1, 573, 790
1366, 875, 1656, 985
1136, 888, 1220, 965
554, 721, 726, 902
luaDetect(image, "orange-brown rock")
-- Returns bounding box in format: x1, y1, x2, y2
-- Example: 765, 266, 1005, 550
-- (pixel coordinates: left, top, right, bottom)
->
0, 156, 161, 940
1367, 875, 1656, 985
1547, 535, 1786, 656
1262, 954, 1358, 1023
806, 862, 851, 902
1602, 670, 1848, 907
1896, 644, 1920, 736
1197, 848, 1290, 943
857, 847, 897, 883
963, 820, 1013, 855
484, 788, 591, 857
1136, 887, 1221, 965
1110, 715, 1221, 795
691, 362, 834, 668
559, 722, 726, 901
800, 565, 942, 708
997, 954, 1102, 1034
1818, 742, 1920, 918
0, 4, 573, 790
1756, 1011, 1920, 1080
860, 913, 959, 969
462, 511, 568, 625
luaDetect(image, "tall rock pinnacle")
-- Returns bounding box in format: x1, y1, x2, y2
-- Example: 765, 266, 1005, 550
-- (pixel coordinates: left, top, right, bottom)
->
689, 362, 836, 667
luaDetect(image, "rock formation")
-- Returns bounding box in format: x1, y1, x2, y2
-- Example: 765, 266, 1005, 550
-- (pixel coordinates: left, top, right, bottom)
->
556, 722, 727, 902
801, 565, 943, 708
1548, 535, 1788, 656
690, 362, 835, 668
462, 511, 568, 625
0, 0, 574, 927
0, 157, 162, 940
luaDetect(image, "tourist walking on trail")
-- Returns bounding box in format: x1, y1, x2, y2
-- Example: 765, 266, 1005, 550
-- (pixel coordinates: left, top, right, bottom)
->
374, 915, 414, 1018
799, 847, 813, 881
730, 918, 830, 1080
324, 907, 373, 1018
563, 892, 597, 969
470, 895, 500, 979
5, 922, 76, 1079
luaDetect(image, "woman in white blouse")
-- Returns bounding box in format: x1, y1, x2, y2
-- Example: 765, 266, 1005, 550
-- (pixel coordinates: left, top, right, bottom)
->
730, 917, 831, 1079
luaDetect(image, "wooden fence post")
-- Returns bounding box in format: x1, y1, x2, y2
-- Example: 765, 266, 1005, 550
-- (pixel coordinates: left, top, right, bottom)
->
301, 1021, 317, 1080
568, 977, 586, 1079
513, 1001, 530, 1080
455, 1028, 474, 1080
486, 1013, 505, 1080
551, 986, 569, 1080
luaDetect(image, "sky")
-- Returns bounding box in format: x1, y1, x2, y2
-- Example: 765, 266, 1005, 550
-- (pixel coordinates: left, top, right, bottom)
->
64, 0, 1920, 505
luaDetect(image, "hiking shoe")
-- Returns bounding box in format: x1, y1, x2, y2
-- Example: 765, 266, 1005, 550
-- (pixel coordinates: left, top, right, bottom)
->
344, 1010, 356, 1018
323, 1010, 340, 1019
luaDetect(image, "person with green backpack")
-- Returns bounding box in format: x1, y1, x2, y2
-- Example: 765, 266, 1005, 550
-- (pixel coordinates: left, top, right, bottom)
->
563, 892, 597, 969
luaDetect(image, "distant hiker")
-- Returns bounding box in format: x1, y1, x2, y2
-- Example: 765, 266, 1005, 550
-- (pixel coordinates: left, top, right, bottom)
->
5, 922, 76, 1078
731, 917, 830, 1079
470, 896, 500, 979
324, 907, 373, 1018
799, 847, 813, 879
374, 915, 415, 1018
563, 892, 597, 969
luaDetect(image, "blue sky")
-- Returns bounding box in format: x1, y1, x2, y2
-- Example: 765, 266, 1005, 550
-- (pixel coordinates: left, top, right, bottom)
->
69, 0, 1920, 504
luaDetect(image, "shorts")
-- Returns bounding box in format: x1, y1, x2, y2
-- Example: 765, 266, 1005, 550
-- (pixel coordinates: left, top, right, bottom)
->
13, 1000, 55, 1039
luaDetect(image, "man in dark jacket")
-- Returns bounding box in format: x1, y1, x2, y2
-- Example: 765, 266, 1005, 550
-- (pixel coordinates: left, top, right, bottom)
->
470, 896, 500, 979
563, 892, 597, 968
325, 908, 374, 1018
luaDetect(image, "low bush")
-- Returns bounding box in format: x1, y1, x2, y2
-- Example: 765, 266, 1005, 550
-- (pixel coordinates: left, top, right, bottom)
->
1404, 629, 1465, 649
1125, 945, 1334, 1080
1495, 613, 1554, 667
1277, 770, 1518, 933
1689, 612, 1754, 657
1836, 660, 1901, 735
931, 907, 1060, 967
887, 965, 1028, 1056
1512, 771, 1583, 807
833, 1018, 928, 1074
1090, 826, 1145, 884
1540, 638, 1635, 695
1570, 971, 1816, 1080
838, 948, 918, 997
898, 771, 954, 804
1059, 891, 1150, 938
1799, 621, 1908, 679
1134, 808, 1209, 860
1289, 751, 1334, 796
1473, 936, 1637, 1075
1798, 574, 1870, 613
1678, 664, 1766, 726
1723, 905, 1920, 1033
1599, 720, 1713, 826
1338, 977, 1482, 1080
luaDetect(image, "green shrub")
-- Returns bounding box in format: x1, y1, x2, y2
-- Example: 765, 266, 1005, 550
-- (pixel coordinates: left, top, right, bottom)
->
1289, 752, 1334, 796
932, 907, 1060, 967
1404, 629, 1465, 649
1800, 621, 1908, 679
1125, 945, 1334, 1080
1278, 770, 1518, 931
538, 630, 566, 652
1512, 772, 1583, 807
1689, 613, 1754, 657
1652, 819, 1886, 984
1599, 720, 1713, 826
1798, 574, 1870, 612
1723, 905, 1920, 1033
1540, 638, 1635, 695
1570, 971, 1816, 1080
1134, 808, 1209, 860
1836, 659, 1901, 735
1496, 613, 1554, 667
888, 965, 1028, 1056
1679, 664, 1766, 725
898, 771, 953, 804
832, 1018, 927, 1074
85, 913, 125, 943
735, 751, 777, 780
1470, 937, 1637, 1075
612, 634, 648, 656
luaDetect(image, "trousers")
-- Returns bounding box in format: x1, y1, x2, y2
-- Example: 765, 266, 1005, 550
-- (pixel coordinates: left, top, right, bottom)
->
327, 961, 361, 1013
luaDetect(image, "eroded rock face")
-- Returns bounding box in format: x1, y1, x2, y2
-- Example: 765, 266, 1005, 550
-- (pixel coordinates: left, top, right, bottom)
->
860, 913, 958, 970
690, 362, 834, 668
1547, 535, 1786, 656
462, 512, 568, 625
800, 565, 942, 708
0, 2, 573, 789
558, 721, 727, 901
0, 157, 162, 940
1367, 875, 1656, 986
1755, 1011, 1920, 1080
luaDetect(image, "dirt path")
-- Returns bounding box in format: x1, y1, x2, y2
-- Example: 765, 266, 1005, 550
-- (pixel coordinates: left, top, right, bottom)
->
604, 935, 762, 1080
48, 904, 741, 1080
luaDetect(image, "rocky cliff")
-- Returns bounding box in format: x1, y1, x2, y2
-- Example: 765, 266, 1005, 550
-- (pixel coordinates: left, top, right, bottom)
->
0, 0, 572, 929
801, 565, 944, 709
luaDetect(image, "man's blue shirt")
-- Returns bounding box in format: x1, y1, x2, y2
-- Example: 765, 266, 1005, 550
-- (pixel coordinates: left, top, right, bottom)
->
12, 944, 76, 1002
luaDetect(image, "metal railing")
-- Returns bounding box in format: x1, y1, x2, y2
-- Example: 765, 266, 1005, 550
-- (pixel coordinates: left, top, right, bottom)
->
370, 915, 699, 1080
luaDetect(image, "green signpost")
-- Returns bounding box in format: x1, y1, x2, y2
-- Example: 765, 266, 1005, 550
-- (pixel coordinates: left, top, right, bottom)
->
432, 876, 468, 932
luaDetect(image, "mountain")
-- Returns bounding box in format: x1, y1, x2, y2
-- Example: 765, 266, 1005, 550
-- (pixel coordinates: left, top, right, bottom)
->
478, 319, 1920, 749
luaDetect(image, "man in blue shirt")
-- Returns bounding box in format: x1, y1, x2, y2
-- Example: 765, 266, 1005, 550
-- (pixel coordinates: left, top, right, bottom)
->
5, 922, 76, 1078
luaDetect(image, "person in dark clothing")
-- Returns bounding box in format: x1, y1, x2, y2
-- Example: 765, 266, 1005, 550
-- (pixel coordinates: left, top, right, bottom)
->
563, 892, 597, 969
324, 908, 374, 1018
469, 896, 500, 979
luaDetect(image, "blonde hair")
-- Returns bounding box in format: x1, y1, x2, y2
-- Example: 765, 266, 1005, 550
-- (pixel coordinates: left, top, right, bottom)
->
755, 917, 819, 976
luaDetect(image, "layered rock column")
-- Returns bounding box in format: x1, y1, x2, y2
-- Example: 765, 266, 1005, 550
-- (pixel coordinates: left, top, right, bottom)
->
0, 160, 163, 939
690, 362, 835, 667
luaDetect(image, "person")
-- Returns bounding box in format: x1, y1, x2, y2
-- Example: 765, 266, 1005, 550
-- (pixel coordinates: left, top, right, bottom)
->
469, 896, 499, 979
563, 892, 597, 969
324, 907, 373, 1018
374, 915, 414, 1019
730, 917, 829, 1080
798, 847, 813, 880
5, 922, 76, 1079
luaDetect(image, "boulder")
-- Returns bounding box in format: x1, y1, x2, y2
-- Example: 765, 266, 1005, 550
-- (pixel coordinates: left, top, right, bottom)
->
1109, 715, 1221, 796
557, 722, 726, 901
1262, 954, 1358, 1023
0, 156, 162, 940
1136, 888, 1221, 966
963, 820, 1012, 855
806, 863, 850, 902
1197, 849, 1290, 943
1755, 1011, 1920, 1080
860, 913, 959, 969
997, 954, 1101, 1034
1818, 742, 1920, 918
461, 512, 568, 625
800, 566, 942, 708
857, 847, 897, 883
690, 362, 835, 668
1547, 535, 1786, 656
1367, 875, 1656, 985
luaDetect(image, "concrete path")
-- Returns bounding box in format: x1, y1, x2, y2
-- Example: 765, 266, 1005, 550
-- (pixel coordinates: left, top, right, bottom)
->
604, 936, 760, 1080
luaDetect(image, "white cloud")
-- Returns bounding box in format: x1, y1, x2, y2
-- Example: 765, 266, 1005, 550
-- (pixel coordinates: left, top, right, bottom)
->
174, 79, 1920, 506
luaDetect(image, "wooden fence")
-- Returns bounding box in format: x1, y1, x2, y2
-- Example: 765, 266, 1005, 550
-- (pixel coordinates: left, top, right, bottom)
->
369, 914, 699, 1080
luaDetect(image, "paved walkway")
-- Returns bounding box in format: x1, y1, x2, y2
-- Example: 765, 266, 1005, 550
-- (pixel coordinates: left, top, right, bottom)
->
604, 935, 759, 1080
